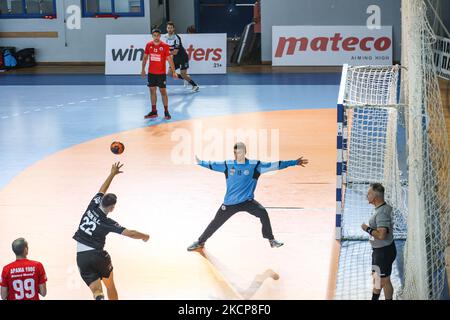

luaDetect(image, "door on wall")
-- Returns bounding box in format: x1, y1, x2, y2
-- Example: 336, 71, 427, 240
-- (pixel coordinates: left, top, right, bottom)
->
150, 0, 167, 29
195, 0, 254, 37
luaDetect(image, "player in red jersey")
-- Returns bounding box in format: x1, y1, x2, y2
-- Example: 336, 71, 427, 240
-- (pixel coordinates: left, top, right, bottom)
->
141, 28, 177, 120
1, 238, 47, 300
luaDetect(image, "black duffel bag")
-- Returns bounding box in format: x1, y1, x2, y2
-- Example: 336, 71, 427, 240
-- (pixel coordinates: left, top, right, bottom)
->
15, 48, 37, 68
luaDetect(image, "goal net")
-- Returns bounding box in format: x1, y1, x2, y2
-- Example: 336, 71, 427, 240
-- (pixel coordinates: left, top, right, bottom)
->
336, 64, 408, 241
400, 0, 450, 300
336, 0, 450, 300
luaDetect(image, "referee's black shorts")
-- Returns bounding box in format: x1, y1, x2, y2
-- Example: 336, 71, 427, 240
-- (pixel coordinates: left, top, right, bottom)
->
147, 73, 167, 88
372, 242, 397, 278
76, 250, 113, 286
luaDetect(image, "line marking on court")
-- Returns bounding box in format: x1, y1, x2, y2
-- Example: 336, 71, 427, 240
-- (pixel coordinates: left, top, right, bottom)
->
266, 207, 335, 212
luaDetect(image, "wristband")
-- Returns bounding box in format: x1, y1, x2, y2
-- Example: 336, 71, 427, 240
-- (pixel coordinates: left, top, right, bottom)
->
366, 227, 374, 235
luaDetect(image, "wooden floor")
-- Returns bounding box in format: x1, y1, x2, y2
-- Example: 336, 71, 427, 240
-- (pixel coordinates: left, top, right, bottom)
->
0, 109, 338, 299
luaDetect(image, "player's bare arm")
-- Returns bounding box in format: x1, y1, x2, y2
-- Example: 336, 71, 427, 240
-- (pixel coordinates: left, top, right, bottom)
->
1, 286, 8, 300
39, 283, 47, 297
167, 55, 177, 79
99, 162, 124, 194
122, 229, 150, 242
141, 54, 149, 78
361, 224, 388, 240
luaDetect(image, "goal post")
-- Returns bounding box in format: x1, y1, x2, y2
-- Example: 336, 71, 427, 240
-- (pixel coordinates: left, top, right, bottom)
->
336, 64, 408, 241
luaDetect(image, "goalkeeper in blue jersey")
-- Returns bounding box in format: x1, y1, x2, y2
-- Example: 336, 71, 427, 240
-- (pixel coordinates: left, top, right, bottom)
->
187, 142, 308, 251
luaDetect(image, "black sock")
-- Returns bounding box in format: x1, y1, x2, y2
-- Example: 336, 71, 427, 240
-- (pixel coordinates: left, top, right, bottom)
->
95, 294, 105, 300
188, 79, 197, 86
177, 74, 184, 80
372, 293, 380, 300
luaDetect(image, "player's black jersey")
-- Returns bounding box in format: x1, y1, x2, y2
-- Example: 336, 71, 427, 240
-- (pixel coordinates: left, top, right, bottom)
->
162, 33, 188, 59
73, 193, 126, 250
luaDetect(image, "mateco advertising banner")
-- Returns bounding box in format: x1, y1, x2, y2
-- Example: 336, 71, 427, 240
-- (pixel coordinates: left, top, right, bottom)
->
272, 26, 392, 66
433, 36, 450, 80
105, 33, 226, 75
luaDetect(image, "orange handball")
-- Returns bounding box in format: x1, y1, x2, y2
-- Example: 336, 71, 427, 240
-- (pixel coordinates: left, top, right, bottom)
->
110, 141, 125, 155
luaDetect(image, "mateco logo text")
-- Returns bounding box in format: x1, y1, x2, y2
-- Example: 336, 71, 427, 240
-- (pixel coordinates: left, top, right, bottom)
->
275, 33, 391, 57
272, 26, 392, 66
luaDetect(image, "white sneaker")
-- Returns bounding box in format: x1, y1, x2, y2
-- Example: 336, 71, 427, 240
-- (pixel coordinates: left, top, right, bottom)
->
192, 85, 200, 92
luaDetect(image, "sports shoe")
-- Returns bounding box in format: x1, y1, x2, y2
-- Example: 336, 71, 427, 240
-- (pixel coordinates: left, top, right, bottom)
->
164, 111, 172, 120
192, 85, 200, 92
187, 241, 205, 251
144, 111, 158, 119
269, 239, 284, 248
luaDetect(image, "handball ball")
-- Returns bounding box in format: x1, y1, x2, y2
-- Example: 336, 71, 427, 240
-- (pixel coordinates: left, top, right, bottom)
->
110, 141, 125, 155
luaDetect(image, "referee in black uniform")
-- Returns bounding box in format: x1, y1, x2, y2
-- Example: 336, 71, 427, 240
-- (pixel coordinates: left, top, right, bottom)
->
73, 162, 150, 300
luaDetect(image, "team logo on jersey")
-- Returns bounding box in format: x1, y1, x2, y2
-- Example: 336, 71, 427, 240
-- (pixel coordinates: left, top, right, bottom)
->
150, 54, 161, 61
94, 196, 101, 204
244, 170, 250, 176
221, 205, 226, 211
160, 47, 164, 51
229, 168, 235, 176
